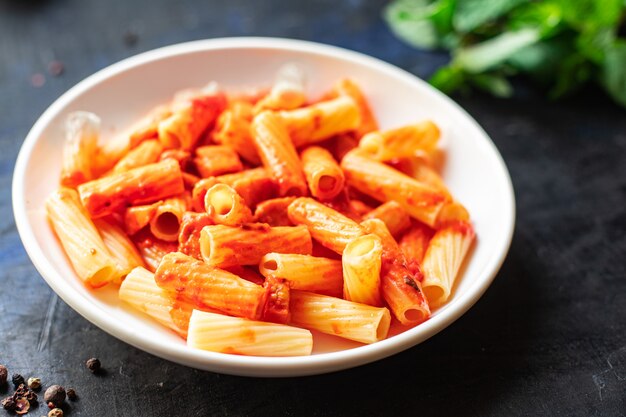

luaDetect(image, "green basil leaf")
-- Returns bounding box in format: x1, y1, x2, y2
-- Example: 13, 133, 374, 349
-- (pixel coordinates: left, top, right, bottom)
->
601, 41, 626, 107
453, 0, 526, 33
453, 27, 542, 73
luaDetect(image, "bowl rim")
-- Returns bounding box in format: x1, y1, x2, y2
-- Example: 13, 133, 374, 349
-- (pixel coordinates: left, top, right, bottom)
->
12, 37, 516, 376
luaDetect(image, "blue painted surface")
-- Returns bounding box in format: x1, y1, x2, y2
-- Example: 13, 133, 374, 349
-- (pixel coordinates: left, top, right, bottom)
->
0, 0, 625, 415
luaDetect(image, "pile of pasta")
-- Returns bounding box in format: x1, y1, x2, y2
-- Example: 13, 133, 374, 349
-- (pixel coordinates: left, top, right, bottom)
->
46, 65, 475, 357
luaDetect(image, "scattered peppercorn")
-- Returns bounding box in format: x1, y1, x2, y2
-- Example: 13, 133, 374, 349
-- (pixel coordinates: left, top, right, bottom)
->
43, 385, 65, 407
66, 388, 77, 401
27, 377, 42, 390
48, 408, 63, 417
2, 396, 16, 411
14, 397, 30, 415
12, 373, 25, 387
86, 357, 101, 373
47, 401, 55, 409
0, 365, 7, 386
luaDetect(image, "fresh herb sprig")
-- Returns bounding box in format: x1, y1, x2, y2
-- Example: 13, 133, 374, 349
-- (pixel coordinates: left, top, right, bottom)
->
384, 0, 626, 107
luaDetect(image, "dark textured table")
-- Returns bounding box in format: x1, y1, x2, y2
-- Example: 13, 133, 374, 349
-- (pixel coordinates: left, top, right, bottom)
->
1, 0, 625, 416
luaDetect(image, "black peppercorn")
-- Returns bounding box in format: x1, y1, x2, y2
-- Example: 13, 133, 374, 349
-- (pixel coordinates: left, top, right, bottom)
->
12, 373, 25, 387
86, 357, 101, 373
0, 365, 7, 386
66, 388, 77, 401
2, 396, 16, 411
43, 385, 65, 407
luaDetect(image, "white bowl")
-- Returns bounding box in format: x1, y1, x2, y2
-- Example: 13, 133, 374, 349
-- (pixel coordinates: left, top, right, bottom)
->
13, 37, 515, 377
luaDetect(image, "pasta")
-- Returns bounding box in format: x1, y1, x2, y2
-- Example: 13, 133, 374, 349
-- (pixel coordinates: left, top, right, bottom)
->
279, 96, 361, 147
341, 150, 448, 227
259, 253, 343, 297
290, 291, 391, 344
253, 197, 296, 226
250, 111, 308, 196
187, 310, 312, 356
200, 223, 312, 267
421, 221, 475, 307
112, 139, 164, 174
300, 146, 345, 200
119, 267, 192, 337
204, 184, 253, 226
78, 159, 185, 218
46, 188, 117, 288
47, 72, 476, 356
158, 92, 226, 150
363, 201, 412, 238
399, 222, 434, 277
155, 252, 266, 320
254, 63, 306, 112
93, 218, 144, 283
332, 79, 378, 138
149, 196, 187, 242
287, 197, 364, 254
358, 121, 440, 161
194, 145, 244, 178
212, 101, 261, 165
342, 234, 383, 306
60, 111, 100, 188
361, 218, 430, 325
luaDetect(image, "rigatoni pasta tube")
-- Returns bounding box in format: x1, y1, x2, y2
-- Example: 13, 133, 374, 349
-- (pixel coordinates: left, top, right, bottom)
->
212, 102, 261, 165
112, 139, 164, 174
279, 96, 361, 147
177, 212, 213, 259
341, 150, 447, 227
399, 222, 434, 277
253, 197, 296, 226
46, 188, 117, 288
78, 159, 185, 218
251, 111, 308, 196
287, 197, 364, 254
300, 146, 345, 200
421, 221, 475, 307
60, 111, 100, 188
359, 121, 440, 161
124, 201, 162, 235
333, 79, 378, 138
158, 92, 226, 150
200, 224, 312, 268
155, 252, 265, 320
361, 218, 430, 325
342, 234, 383, 306
129, 104, 172, 147
290, 291, 391, 344
93, 218, 145, 283
259, 253, 343, 297
149, 196, 187, 242
363, 201, 412, 238
132, 229, 178, 272
204, 184, 253, 226
191, 168, 275, 212
254, 63, 306, 112
194, 145, 243, 178
187, 310, 313, 357
119, 267, 192, 338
